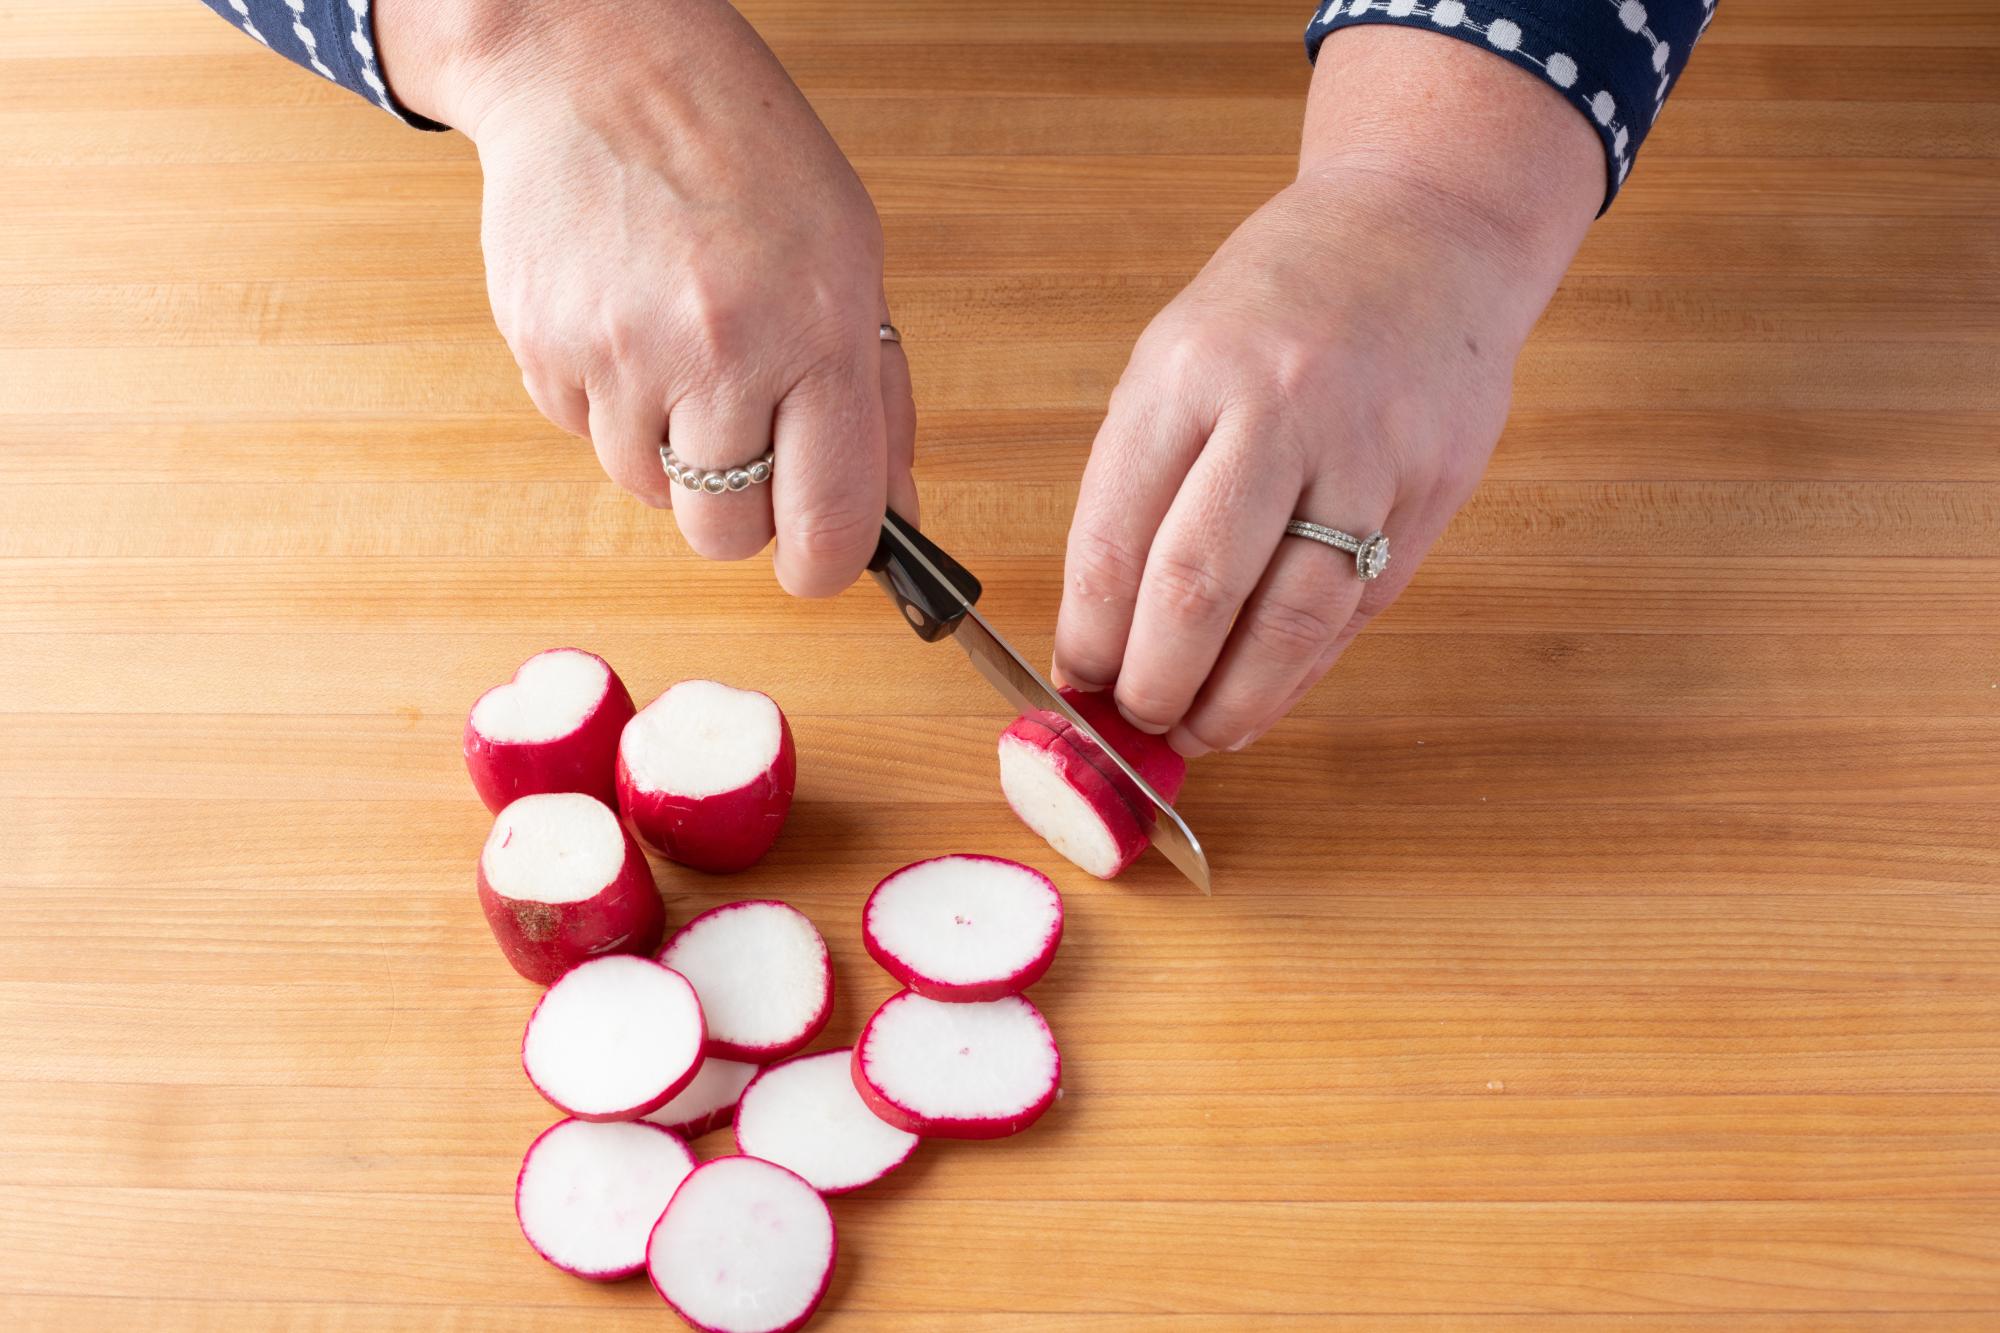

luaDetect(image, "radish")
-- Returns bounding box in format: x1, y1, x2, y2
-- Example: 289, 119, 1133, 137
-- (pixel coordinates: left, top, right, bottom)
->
658, 901, 832, 1063
862, 855, 1063, 1001
617, 680, 796, 873
998, 686, 1187, 880
644, 1056, 759, 1139
465, 648, 634, 813
477, 792, 666, 984
522, 955, 705, 1121
734, 1049, 918, 1194
852, 990, 1061, 1140
647, 1156, 835, 1333
515, 1117, 697, 1281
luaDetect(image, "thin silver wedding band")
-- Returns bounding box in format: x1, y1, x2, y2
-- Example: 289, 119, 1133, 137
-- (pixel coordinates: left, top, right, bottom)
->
1286, 519, 1391, 581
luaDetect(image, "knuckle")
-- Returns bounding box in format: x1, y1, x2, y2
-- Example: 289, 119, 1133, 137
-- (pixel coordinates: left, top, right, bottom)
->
1146, 551, 1237, 626
1114, 680, 1180, 730
1245, 595, 1341, 660
782, 506, 879, 590
1066, 529, 1146, 604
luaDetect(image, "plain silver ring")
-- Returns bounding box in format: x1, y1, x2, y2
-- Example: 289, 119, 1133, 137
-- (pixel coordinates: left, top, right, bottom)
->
879, 323, 902, 344
660, 444, 774, 495
1285, 519, 1391, 581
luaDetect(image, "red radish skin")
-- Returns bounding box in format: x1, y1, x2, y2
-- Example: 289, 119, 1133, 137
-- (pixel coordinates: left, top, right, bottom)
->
998, 714, 1149, 879
1057, 685, 1188, 805
647, 1156, 835, 1333
522, 956, 706, 1122
734, 1049, 918, 1195
515, 1117, 697, 1281
477, 792, 665, 985
644, 1056, 759, 1139
658, 901, 832, 1063
617, 680, 796, 873
465, 648, 635, 813
863, 855, 1063, 1001
852, 990, 1061, 1140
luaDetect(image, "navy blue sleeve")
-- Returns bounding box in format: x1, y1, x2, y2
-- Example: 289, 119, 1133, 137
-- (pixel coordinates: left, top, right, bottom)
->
196, 0, 447, 130
1306, 0, 1715, 212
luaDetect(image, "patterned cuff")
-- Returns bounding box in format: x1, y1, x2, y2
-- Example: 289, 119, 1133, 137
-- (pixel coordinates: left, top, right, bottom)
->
1305, 0, 1716, 213
201, 0, 450, 131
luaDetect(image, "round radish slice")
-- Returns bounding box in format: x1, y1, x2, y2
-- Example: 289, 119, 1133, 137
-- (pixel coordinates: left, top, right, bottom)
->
515, 1117, 697, 1281
617, 680, 796, 873
478, 792, 665, 985
522, 955, 705, 1121
852, 990, 1061, 1140
734, 1049, 918, 1194
644, 1057, 759, 1139
465, 648, 635, 813
658, 901, 832, 1063
647, 1156, 835, 1333
863, 855, 1063, 1001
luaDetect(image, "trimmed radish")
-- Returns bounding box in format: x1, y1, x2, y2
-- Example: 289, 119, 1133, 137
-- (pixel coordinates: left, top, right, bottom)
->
478, 792, 665, 984
734, 1049, 918, 1194
465, 648, 635, 813
998, 687, 1188, 880
617, 680, 796, 873
644, 1057, 759, 1139
863, 855, 1063, 1001
852, 990, 1061, 1140
522, 955, 705, 1121
515, 1117, 697, 1281
647, 1156, 835, 1333
658, 901, 832, 1063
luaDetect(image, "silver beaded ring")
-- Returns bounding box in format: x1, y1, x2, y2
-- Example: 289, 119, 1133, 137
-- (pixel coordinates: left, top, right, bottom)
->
660, 444, 774, 495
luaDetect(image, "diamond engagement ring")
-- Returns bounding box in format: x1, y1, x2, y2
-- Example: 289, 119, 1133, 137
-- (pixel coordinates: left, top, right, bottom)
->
660, 445, 774, 495
1285, 519, 1391, 581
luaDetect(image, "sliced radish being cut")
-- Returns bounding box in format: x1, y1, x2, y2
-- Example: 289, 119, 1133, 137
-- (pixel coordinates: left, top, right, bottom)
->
734, 1049, 918, 1194
644, 1056, 759, 1139
658, 901, 831, 1063
515, 1117, 697, 1281
478, 792, 665, 985
465, 648, 635, 813
522, 955, 705, 1121
852, 990, 1061, 1140
863, 855, 1063, 1001
647, 1156, 835, 1333
617, 680, 796, 873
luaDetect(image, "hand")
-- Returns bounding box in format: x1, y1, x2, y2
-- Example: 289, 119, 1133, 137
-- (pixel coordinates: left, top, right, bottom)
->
1052, 27, 1602, 756
377, 0, 914, 595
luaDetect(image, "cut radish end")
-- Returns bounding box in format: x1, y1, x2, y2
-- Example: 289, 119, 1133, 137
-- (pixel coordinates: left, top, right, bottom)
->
645, 1057, 759, 1139
522, 955, 705, 1121
478, 792, 665, 984
515, 1117, 697, 1281
852, 990, 1061, 1140
998, 716, 1146, 879
863, 855, 1063, 1001
647, 1156, 835, 1333
658, 901, 832, 1063
734, 1049, 918, 1195
465, 648, 635, 812
617, 680, 795, 873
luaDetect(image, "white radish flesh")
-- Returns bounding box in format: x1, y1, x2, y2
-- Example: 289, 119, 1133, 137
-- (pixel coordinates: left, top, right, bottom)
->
734, 1049, 918, 1194
863, 855, 1063, 1001
522, 955, 705, 1121
852, 990, 1061, 1140
998, 717, 1143, 879
658, 901, 832, 1062
644, 1057, 759, 1139
465, 648, 634, 813
515, 1118, 697, 1281
647, 1156, 835, 1333
617, 680, 796, 873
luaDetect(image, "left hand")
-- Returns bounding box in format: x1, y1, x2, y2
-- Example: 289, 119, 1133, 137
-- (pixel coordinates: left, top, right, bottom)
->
1051, 26, 1602, 757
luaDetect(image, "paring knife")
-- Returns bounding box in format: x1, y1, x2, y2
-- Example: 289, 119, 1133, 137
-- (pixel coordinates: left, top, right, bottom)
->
869, 510, 1212, 895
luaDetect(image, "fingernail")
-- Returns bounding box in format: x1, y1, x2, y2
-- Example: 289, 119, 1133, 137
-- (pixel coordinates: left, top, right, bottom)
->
1167, 727, 1210, 759
1116, 700, 1170, 735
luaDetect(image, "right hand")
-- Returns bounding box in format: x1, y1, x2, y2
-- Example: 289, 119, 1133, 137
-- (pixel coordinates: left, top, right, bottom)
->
379, 0, 915, 595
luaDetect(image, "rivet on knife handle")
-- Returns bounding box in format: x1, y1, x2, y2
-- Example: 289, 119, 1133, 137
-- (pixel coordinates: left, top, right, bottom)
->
870, 510, 983, 642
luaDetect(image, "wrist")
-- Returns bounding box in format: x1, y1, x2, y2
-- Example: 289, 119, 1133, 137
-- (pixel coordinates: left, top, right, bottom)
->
371, 0, 549, 133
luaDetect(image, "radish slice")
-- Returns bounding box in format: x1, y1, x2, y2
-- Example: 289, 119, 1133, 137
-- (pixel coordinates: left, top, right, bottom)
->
734, 1049, 918, 1194
522, 955, 705, 1121
515, 1117, 697, 1281
852, 990, 1061, 1140
863, 855, 1063, 1001
477, 792, 665, 984
647, 1156, 836, 1333
658, 901, 832, 1063
465, 648, 635, 813
645, 1057, 759, 1139
617, 680, 796, 873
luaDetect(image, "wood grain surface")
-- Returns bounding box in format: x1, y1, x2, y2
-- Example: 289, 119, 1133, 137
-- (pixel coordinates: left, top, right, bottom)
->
3, 0, 1997, 1327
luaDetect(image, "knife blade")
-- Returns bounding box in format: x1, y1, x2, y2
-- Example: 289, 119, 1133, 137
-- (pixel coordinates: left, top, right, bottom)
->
870, 511, 1212, 894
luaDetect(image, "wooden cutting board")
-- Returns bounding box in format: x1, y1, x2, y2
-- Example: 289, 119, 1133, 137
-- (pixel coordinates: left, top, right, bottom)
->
2, 0, 1997, 1326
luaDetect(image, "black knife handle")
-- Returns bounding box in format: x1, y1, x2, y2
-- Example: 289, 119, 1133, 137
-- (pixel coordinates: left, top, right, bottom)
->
870, 509, 983, 642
